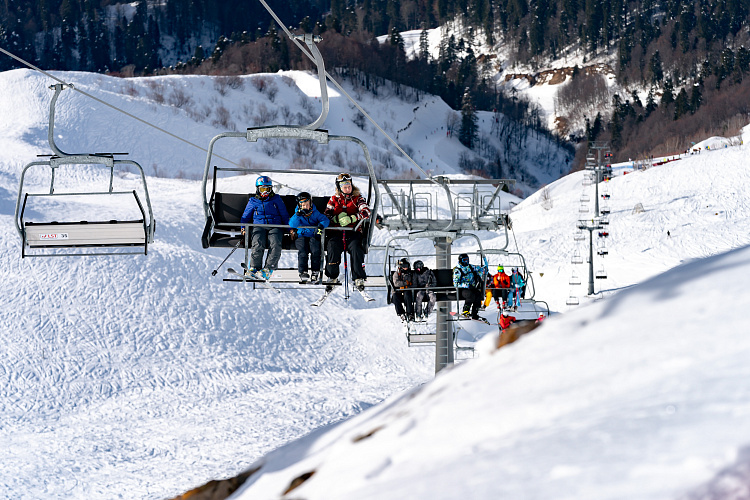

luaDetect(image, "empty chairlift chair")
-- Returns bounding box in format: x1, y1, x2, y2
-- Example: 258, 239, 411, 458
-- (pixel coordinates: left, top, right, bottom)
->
15, 84, 155, 257
596, 267, 607, 279
571, 250, 584, 265
569, 273, 581, 286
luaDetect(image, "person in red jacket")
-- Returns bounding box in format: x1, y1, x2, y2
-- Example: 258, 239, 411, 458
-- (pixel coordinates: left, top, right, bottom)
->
498, 310, 516, 331
324, 173, 371, 292
493, 265, 512, 308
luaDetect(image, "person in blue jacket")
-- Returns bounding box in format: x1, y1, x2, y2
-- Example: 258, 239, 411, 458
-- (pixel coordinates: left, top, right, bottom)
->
288, 191, 329, 283
240, 176, 289, 280
509, 268, 526, 311
453, 253, 489, 323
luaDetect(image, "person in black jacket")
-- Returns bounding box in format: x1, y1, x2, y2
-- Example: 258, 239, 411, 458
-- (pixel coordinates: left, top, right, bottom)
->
391, 258, 415, 322
412, 260, 437, 320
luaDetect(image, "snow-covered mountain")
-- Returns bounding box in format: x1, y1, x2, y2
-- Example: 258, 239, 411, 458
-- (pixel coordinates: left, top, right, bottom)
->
1, 66, 750, 499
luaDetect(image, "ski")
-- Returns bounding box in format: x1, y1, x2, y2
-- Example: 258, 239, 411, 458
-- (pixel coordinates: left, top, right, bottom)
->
449, 311, 494, 325
355, 286, 376, 302
311, 287, 335, 307
227, 268, 280, 293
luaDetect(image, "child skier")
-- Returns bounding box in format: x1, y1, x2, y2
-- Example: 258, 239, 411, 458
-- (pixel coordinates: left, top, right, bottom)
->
289, 191, 329, 283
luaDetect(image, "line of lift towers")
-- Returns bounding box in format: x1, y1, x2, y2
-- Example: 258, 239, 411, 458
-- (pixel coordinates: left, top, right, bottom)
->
13, 33, 548, 376
568, 141, 613, 306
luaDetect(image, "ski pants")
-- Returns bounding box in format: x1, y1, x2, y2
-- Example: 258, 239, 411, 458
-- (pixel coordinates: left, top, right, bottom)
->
459, 287, 482, 317
415, 290, 436, 317
393, 290, 414, 317
510, 287, 522, 308
295, 235, 322, 273
250, 227, 283, 270
325, 230, 366, 280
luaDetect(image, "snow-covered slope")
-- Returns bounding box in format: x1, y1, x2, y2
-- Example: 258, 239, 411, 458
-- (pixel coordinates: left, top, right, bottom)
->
231, 237, 750, 500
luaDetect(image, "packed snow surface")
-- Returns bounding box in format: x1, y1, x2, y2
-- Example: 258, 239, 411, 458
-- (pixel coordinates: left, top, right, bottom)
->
0, 67, 749, 499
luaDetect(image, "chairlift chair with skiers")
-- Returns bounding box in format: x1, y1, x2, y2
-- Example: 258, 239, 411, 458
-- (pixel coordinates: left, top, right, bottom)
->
15, 84, 155, 257
200, 34, 381, 286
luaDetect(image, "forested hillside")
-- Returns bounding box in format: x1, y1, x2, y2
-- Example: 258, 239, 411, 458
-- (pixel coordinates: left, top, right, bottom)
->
2, 0, 750, 169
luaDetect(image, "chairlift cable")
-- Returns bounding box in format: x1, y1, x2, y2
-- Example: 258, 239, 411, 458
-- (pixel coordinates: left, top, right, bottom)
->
257, 0, 495, 211
0, 46, 247, 172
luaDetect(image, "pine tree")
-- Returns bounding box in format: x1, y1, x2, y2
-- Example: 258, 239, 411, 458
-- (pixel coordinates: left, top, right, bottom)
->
661, 78, 675, 107
459, 89, 478, 149
674, 88, 689, 120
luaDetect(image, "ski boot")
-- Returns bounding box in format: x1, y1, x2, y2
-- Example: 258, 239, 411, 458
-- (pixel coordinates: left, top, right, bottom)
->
299, 271, 310, 283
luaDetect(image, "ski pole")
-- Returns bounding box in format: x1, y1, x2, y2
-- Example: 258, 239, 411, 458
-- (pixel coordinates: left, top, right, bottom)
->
211, 238, 242, 276
343, 229, 349, 300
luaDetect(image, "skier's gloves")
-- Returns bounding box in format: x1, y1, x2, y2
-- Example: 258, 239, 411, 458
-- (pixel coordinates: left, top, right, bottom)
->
289, 229, 297, 241
337, 213, 355, 226
316, 223, 325, 236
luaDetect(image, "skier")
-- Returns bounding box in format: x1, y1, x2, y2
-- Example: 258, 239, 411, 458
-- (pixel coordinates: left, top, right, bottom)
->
499, 310, 517, 331
452, 253, 488, 323
412, 260, 437, 320
323, 173, 371, 293
288, 191, 329, 283
509, 268, 525, 311
391, 258, 415, 322
536, 313, 545, 324
493, 265, 511, 308
240, 176, 289, 280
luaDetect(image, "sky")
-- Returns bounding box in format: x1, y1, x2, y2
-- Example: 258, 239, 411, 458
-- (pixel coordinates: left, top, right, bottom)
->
0, 66, 749, 500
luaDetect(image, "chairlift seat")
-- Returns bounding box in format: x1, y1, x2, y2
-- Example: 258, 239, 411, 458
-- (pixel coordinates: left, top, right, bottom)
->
24, 219, 147, 250
408, 334, 436, 345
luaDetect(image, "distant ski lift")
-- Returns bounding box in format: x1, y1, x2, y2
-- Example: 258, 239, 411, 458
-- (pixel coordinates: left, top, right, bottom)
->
15, 84, 155, 257
600, 206, 611, 216
566, 295, 580, 306
571, 250, 584, 264
574, 229, 585, 241
569, 273, 581, 286
599, 217, 610, 225
580, 193, 590, 203
582, 177, 592, 187
597, 247, 609, 256
596, 267, 607, 279
598, 231, 609, 238
579, 203, 588, 213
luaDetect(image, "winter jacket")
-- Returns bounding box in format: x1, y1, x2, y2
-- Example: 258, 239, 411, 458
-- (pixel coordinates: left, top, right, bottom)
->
325, 187, 371, 228
510, 272, 525, 289
493, 271, 511, 289
241, 193, 290, 226
499, 314, 516, 329
289, 205, 329, 238
392, 270, 413, 289
452, 263, 486, 289
413, 268, 437, 289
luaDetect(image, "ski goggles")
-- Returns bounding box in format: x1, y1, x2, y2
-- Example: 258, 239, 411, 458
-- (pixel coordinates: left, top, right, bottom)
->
258, 185, 272, 193
338, 180, 352, 187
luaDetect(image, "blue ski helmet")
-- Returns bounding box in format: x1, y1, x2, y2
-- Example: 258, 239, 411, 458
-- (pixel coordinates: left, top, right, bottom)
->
256, 175, 273, 188
458, 253, 470, 265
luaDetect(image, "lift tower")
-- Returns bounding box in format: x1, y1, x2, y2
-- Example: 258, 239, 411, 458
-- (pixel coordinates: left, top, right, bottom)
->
377, 177, 515, 373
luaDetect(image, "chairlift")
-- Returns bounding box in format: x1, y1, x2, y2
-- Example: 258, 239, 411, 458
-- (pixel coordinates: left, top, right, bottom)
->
596, 267, 607, 279
582, 177, 592, 187
598, 231, 609, 238
569, 273, 581, 286
571, 250, 584, 265
566, 295, 580, 306
579, 203, 588, 213
200, 35, 381, 285
598, 217, 610, 225
580, 193, 590, 203
600, 205, 611, 216
574, 229, 585, 241
597, 247, 609, 256
15, 84, 155, 257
